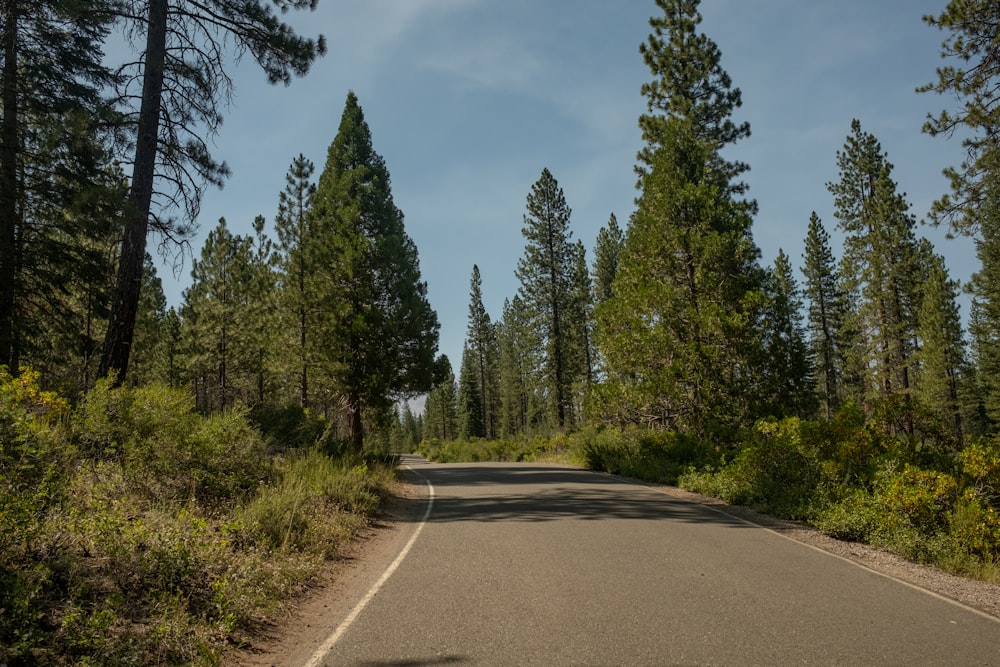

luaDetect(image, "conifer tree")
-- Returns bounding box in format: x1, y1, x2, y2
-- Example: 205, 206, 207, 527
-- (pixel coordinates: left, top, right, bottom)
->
828, 120, 921, 428
274, 154, 317, 408
570, 240, 594, 392
515, 168, 584, 429
802, 212, 847, 419
0, 0, 121, 375
182, 218, 243, 410
637, 0, 751, 196
915, 247, 966, 441
100, 0, 326, 383
465, 265, 500, 438
497, 296, 540, 437
595, 0, 765, 438
760, 250, 813, 418
592, 213, 624, 305
967, 156, 1000, 428
457, 344, 484, 440
312, 92, 440, 450
423, 356, 458, 441
245, 215, 279, 405
596, 117, 764, 436
129, 254, 169, 387
919, 0, 1000, 237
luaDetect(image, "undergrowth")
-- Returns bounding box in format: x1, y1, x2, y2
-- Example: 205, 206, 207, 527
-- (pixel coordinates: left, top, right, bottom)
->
0, 369, 397, 666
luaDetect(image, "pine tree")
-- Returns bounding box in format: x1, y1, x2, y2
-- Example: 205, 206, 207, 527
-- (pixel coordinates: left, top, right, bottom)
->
423, 356, 457, 441
100, 0, 326, 383
457, 344, 484, 440
637, 0, 751, 196
497, 296, 541, 437
570, 240, 594, 393
515, 168, 584, 430
801, 212, 847, 419
312, 92, 440, 450
245, 215, 279, 405
828, 120, 921, 428
182, 218, 243, 410
967, 154, 1000, 428
129, 254, 169, 387
596, 117, 764, 436
915, 247, 966, 442
274, 154, 317, 408
0, 0, 121, 375
919, 0, 1000, 237
760, 250, 813, 418
592, 213, 624, 306
465, 265, 499, 438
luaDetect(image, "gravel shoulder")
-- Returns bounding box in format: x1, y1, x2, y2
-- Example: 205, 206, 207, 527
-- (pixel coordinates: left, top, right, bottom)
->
647, 481, 1000, 620
223, 469, 1000, 665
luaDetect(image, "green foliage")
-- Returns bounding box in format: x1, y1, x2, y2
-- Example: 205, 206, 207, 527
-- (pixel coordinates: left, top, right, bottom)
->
75, 379, 271, 507
920, 0, 1000, 236
577, 427, 717, 484
0, 371, 396, 665
249, 401, 325, 449
515, 168, 587, 429
311, 91, 440, 450
595, 116, 766, 437
242, 450, 387, 556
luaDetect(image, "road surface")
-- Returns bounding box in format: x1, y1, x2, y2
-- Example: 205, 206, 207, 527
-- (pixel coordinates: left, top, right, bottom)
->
304, 456, 1000, 666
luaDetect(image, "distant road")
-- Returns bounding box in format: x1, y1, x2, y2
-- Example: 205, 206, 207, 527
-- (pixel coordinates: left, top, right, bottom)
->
310, 456, 1000, 666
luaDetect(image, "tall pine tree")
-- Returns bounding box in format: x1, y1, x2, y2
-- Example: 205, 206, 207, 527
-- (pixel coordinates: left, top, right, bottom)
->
312, 92, 440, 450
596, 0, 764, 438
828, 120, 921, 429
802, 212, 848, 419
515, 168, 584, 430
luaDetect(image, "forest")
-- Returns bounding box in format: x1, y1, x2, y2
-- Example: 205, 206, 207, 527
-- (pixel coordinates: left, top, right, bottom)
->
3, 0, 1000, 663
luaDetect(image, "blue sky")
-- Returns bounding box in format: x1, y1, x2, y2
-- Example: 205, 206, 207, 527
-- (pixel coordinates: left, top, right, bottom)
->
154, 0, 976, 374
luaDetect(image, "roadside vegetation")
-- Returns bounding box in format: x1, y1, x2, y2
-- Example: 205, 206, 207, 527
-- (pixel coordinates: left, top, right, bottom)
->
419, 413, 1000, 584
0, 369, 397, 666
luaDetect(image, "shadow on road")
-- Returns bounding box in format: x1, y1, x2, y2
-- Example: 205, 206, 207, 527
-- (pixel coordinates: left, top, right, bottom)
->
397, 459, 750, 527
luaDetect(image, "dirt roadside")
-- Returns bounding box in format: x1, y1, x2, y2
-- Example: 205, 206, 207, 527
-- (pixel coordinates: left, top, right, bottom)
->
223, 471, 1000, 666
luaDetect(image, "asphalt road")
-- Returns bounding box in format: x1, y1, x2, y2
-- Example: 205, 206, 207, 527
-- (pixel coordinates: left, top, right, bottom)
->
310, 456, 1000, 666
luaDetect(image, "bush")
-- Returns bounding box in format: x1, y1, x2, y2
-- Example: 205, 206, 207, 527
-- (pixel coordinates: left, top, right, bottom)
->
576, 427, 717, 484
697, 418, 823, 518
75, 381, 271, 508
249, 402, 326, 451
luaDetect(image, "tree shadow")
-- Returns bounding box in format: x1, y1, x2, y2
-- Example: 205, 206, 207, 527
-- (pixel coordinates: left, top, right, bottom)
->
397, 459, 750, 527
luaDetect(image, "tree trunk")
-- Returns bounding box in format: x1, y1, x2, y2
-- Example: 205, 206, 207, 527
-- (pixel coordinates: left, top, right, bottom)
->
0, 1, 19, 374
99, 0, 168, 383
349, 390, 364, 451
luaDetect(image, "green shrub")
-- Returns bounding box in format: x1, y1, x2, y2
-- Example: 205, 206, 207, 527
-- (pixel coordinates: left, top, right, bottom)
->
249, 402, 326, 451
814, 488, 890, 542
948, 490, 1000, 559
878, 464, 959, 534
575, 427, 717, 484
75, 382, 271, 508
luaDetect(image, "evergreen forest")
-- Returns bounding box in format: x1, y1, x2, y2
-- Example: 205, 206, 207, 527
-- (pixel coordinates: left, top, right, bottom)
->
3, 0, 1000, 663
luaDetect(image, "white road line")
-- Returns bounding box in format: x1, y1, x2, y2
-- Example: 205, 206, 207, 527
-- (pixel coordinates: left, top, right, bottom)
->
302, 466, 435, 667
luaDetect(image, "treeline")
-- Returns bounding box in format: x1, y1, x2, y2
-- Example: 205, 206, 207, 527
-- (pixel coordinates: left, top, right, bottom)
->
2, 2, 443, 445
415, 0, 1000, 574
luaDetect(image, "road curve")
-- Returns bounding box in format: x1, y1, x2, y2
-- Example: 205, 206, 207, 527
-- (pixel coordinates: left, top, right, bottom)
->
312, 456, 1000, 666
